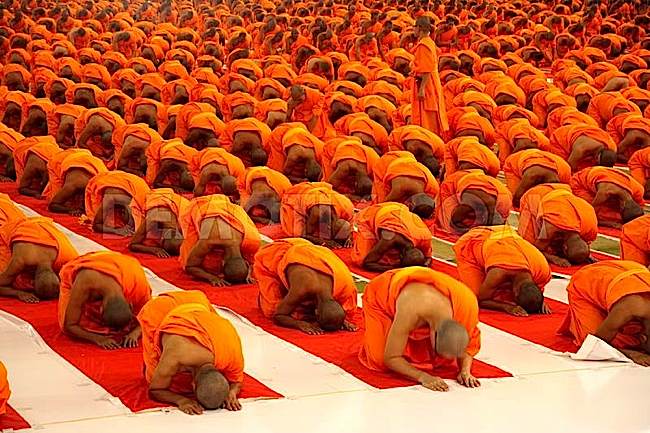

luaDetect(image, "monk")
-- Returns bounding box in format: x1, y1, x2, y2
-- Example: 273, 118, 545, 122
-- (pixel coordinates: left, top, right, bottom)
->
253, 238, 357, 334
437, 170, 513, 234
628, 147, 650, 199
518, 184, 598, 267
503, 149, 572, 206
325, 138, 378, 201
58, 251, 152, 349
239, 167, 291, 224
179, 195, 260, 287
145, 139, 197, 193
129, 189, 188, 259
85, 171, 151, 236
546, 124, 617, 172
454, 226, 552, 316
571, 167, 645, 229
138, 293, 243, 413
388, 125, 445, 177
353, 202, 432, 272
219, 118, 272, 168
74, 108, 125, 163
13, 136, 61, 197
112, 123, 162, 177
274, 127, 325, 184
411, 17, 448, 137
190, 147, 245, 201
560, 261, 650, 366
286, 85, 323, 132
0, 193, 25, 226
621, 215, 650, 266
280, 182, 353, 248
359, 267, 481, 391
0, 217, 78, 303
607, 114, 650, 163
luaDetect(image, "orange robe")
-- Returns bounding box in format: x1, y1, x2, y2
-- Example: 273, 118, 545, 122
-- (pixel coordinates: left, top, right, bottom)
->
444, 136, 501, 177
503, 149, 572, 194
111, 123, 162, 170
0, 193, 25, 226
131, 188, 190, 236
43, 149, 108, 202
144, 138, 197, 185
387, 125, 445, 162
73, 107, 126, 160
453, 225, 551, 299
586, 92, 641, 129
253, 238, 357, 319
0, 361, 9, 415
628, 147, 650, 187
359, 267, 480, 371
436, 170, 513, 233
268, 126, 324, 172
84, 171, 151, 228
334, 113, 389, 154
495, 119, 550, 164
57, 251, 152, 334
137, 290, 213, 380
290, 87, 324, 124
178, 195, 261, 269
546, 124, 617, 171
218, 118, 272, 155
411, 36, 448, 136
517, 184, 598, 247
373, 157, 440, 204
238, 166, 292, 208
559, 261, 650, 348
280, 182, 354, 237
352, 202, 432, 267
606, 113, 650, 147
621, 215, 650, 266
322, 138, 379, 180
174, 102, 217, 141
12, 136, 60, 183
189, 147, 246, 190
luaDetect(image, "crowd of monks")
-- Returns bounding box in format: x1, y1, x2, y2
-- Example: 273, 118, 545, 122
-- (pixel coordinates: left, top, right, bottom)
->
0, 0, 649, 418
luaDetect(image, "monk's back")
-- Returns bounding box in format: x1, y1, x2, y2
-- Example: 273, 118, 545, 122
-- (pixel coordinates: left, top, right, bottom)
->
160, 333, 214, 369
397, 282, 453, 325
199, 216, 243, 246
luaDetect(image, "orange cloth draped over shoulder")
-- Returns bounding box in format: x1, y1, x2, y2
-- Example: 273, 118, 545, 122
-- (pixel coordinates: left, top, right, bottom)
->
144, 138, 198, 185
387, 125, 445, 161
178, 195, 261, 268
289, 86, 324, 123
546, 124, 617, 160
322, 138, 380, 180
444, 136, 500, 177
373, 156, 440, 204
559, 261, 650, 349
253, 238, 357, 319
503, 149, 572, 194
352, 202, 432, 266
517, 183, 598, 247
0, 216, 79, 273
0, 193, 25, 226
44, 149, 108, 202
13, 136, 60, 182
57, 251, 152, 334
411, 36, 448, 136
137, 291, 215, 381
280, 182, 354, 237
189, 147, 246, 184
359, 266, 480, 371
238, 166, 292, 206
570, 167, 645, 206
132, 188, 190, 232
269, 126, 324, 172
621, 215, 650, 266
494, 119, 550, 164
628, 147, 650, 187
218, 118, 272, 154
453, 225, 551, 300
84, 170, 151, 227
436, 170, 513, 233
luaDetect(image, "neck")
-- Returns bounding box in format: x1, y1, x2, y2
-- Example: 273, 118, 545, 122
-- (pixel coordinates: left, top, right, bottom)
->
512, 272, 533, 291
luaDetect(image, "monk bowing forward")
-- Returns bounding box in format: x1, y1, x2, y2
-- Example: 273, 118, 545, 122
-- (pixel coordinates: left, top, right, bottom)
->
360, 267, 481, 391
253, 238, 357, 334
58, 251, 152, 349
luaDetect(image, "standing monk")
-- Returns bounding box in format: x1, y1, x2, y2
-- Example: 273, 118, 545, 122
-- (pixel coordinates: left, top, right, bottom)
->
58, 251, 152, 349
359, 267, 481, 391
253, 238, 357, 334
559, 261, 650, 366
411, 17, 448, 137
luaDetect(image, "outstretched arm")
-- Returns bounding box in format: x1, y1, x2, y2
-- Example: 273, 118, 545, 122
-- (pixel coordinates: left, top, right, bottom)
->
49, 182, 82, 214
184, 240, 225, 285
273, 288, 322, 334
567, 142, 600, 171
149, 349, 204, 415
362, 238, 396, 272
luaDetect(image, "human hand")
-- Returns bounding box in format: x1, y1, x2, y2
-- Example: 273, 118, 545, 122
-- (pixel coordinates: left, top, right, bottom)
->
96, 337, 121, 350
154, 248, 171, 258
457, 371, 481, 388
178, 399, 204, 415
541, 302, 552, 315
209, 277, 230, 287
504, 305, 528, 317
419, 374, 449, 392
222, 390, 242, 411
297, 322, 324, 335
123, 331, 140, 348
17, 292, 40, 303
341, 320, 358, 332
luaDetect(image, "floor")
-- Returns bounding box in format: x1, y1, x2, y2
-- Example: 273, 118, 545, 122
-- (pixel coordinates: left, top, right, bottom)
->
1, 201, 649, 433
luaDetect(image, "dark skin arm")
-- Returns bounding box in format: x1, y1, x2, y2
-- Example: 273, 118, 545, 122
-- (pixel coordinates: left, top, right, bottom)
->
478, 268, 529, 316
362, 230, 410, 272
128, 219, 170, 258
92, 201, 135, 236
567, 142, 602, 171
384, 178, 423, 203
0, 254, 39, 303
148, 347, 204, 415
184, 239, 228, 286
48, 180, 83, 215
273, 285, 323, 335
595, 296, 650, 366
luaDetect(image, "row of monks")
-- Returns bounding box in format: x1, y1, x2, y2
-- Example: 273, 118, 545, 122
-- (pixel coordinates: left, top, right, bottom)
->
0, 0, 649, 417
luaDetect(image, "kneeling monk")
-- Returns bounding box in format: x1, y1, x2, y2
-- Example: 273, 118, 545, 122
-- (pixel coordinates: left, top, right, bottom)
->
280, 182, 353, 247
560, 261, 650, 366
13, 136, 61, 197
253, 238, 357, 334
0, 217, 78, 303
359, 267, 480, 391
518, 184, 597, 266
58, 251, 152, 349
239, 167, 291, 224
454, 225, 551, 316
180, 195, 260, 286
138, 291, 243, 414
145, 138, 197, 193
352, 202, 432, 272
621, 215, 650, 266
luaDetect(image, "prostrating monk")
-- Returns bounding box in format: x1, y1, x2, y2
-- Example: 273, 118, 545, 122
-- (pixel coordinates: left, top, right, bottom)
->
272, 127, 325, 184
518, 184, 598, 267
411, 17, 448, 137
0, 193, 25, 226
560, 261, 650, 366
280, 182, 353, 248
286, 85, 324, 132
629, 147, 650, 199
359, 267, 481, 391
0, 361, 9, 415
74, 107, 126, 163
58, 251, 152, 349
253, 238, 357, 334
190, 147, 245, 201
324, 138, 378, 201
621, 215, 650, 266
112, 123, 162, 176
571, 167, 645, 228
138, 293, 243, 413
219, 118, 272, 168
85, 171, 151, 236
546, 124, 617, 172
606, 114, 650, 163
129, 189, 189, 259
0, 124, 25, 181
179, 195, 260, 287
387, 125, 445, 177
145, 139, 197, 193
353, 202, 432, 272
494, 119, 550, 164
0, 217, 78, 303
444, 136, 501, 178
503, 149, 572, 206
13, 136, 61, 197
239, 167, 291, 224
437, 170, 513, 234
454, 225, 552, 316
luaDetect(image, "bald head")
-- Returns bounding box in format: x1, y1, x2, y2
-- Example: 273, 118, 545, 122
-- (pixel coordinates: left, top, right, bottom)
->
221, 175, 238, 195
317, 299, 345, 331
406, 193, 435, 219
290, 85, 306, 101
34, 267, 60, 300
516, 282, 544, 314
435, 319, 469, 359
599, 149, 616, 167
103, 296, 133, 329
401, 246, 426, 267
565, 234, 590, 265
223, 257, 249, 283
195, 365, 229, 410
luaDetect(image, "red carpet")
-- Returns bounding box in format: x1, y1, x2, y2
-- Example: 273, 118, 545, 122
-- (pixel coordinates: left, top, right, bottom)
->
1, 185, 511, 388
598, 226, 622, 238
0, 405, 30, 430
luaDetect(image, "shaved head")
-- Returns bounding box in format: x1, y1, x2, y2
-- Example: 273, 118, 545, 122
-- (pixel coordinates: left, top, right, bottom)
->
401, 246, 426, 267
103, 296, 133, 329
317, 299, 345, 331
516, 282, 544, 314
565, 234, 590, 265
223, 257, 249, 283
435, 319, 469, 358
195, 365, 229, 410
34, 267, 60, 299
221, 175, 238, 195
599, 149, 616, 167
406, 193, 435, 219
